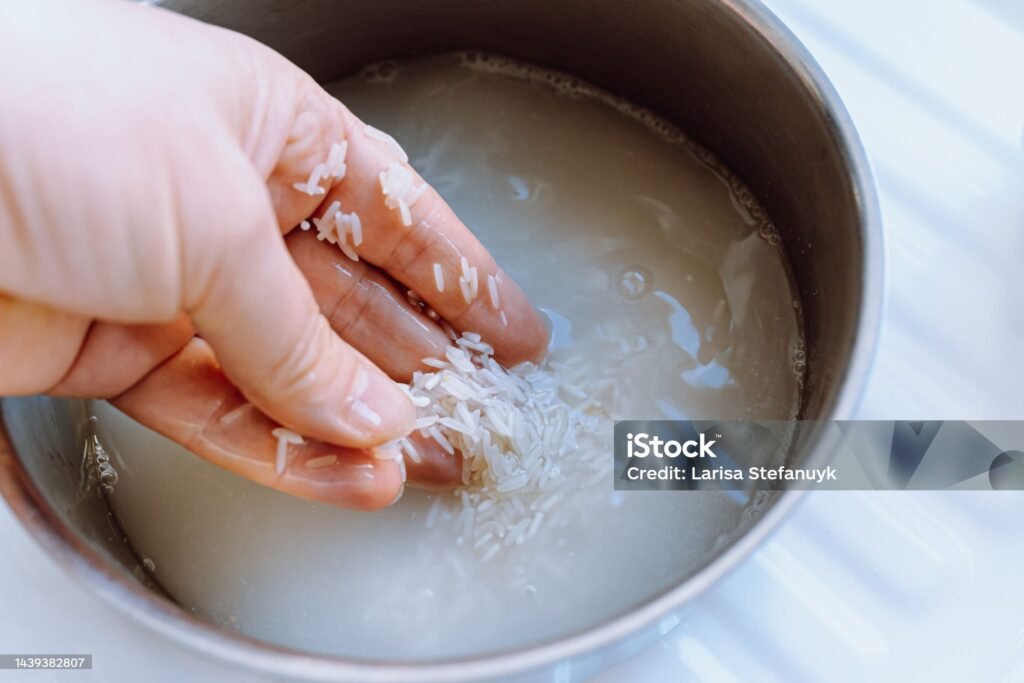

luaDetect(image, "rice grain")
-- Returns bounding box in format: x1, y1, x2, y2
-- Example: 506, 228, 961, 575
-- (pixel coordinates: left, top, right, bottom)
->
365, 124, 409, 162
487, 275, 500, 309
270, 427, 305, 474
433, 263, 445, 292
401, 331, 610, 556
305, 454, 339, 469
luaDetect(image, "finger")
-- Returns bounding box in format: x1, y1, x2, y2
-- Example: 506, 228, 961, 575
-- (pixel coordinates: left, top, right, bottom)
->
49, 228, 453, 398
287, 230, 451, 381
403, 432, 462, 490
182, 146, 414, 450
0, 295, 90, 395
111, 338, 426, 510
267, 95, 548, 365
48, 315, 195, 397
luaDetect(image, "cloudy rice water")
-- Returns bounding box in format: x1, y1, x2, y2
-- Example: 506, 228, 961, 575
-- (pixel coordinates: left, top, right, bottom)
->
89, 53, 804, 659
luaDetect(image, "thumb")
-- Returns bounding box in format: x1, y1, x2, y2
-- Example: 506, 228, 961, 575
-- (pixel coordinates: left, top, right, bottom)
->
183, 146, 415, 449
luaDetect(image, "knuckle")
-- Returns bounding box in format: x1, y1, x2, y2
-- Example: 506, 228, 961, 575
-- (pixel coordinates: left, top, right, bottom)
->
380, 193, 444, 273
324, 263, 373, 335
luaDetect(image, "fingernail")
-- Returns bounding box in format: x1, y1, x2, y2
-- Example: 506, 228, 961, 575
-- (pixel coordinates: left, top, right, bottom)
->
348, 366, 414, 435
538, 306, 553, 336
373, 443, 407, 483
388, 484, 405, 506
373, 443, 406, 505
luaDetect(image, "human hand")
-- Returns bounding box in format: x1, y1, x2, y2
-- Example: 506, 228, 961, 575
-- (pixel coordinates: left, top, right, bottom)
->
0, 0, 547, 508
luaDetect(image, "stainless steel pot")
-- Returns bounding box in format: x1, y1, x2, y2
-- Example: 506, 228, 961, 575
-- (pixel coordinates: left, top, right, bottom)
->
0, 0, 882, 680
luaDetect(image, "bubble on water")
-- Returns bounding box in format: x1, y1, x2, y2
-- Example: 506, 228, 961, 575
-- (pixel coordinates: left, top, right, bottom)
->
360, 60, 400, 84
457, 51, 690, 144
758, 220, 781, 246
615, 265, 653, 301
81, 431, 118, 495
791, 339, 807, 378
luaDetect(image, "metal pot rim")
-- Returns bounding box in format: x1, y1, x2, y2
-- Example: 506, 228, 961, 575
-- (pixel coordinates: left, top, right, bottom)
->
0, 0, 882, 678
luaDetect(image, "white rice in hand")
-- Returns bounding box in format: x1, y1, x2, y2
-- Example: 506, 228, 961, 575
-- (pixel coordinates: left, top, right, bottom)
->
271, 427, 305, 474
400, 332, 609, 559
293, 140, 348, 195
379, 162, 427, 227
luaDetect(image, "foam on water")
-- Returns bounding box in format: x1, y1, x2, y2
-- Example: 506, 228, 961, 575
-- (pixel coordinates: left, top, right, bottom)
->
89, 53, 804, 660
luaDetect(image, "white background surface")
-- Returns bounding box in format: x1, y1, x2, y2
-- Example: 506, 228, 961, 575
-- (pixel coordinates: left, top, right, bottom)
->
2, 0, 1022, 680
